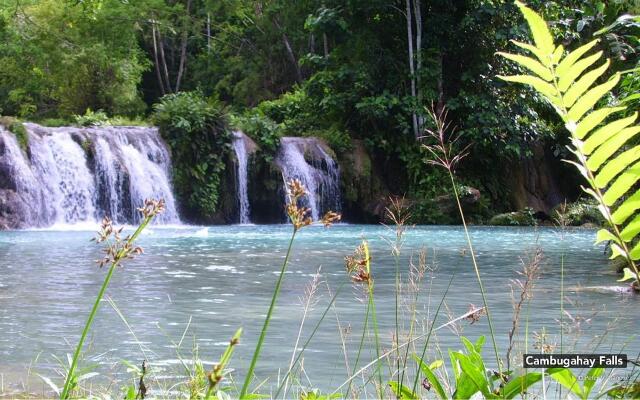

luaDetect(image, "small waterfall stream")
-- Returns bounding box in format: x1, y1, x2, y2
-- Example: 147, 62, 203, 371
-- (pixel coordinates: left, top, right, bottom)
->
231, 131, 251, 224
0, 123, 179, 227
276, 137, 341, 220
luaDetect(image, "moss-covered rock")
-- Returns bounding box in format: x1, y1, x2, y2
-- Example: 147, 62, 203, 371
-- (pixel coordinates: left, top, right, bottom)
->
337, 139, 389, 222
552, 200, 604, 226
489, 208, 537, 226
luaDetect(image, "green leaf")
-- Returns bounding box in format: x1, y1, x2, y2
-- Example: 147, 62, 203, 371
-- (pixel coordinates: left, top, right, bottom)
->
586, 127, 640, 171
552, 45, 564, 64
515, 1, 555, 55
573, 107, 626, 139
414, 355, 448, 400
583, 113, 638, 155
500, 372, 543, 399
497, 75, 559, 101
596, 228, 620, 245
567, 73, 620, 122
510, 40, 549, 65
630, 241, 640, 260
455, 354, 491, 397
621, 215, 640, 242
618, 267, 637, 282
563, 60, 610, 108
611, 190, 640, 225
497, 52, 553, 81
38, 374, 61, 396
388, 382, 418, 399
584, 367, 604, 398
556, 39, 599, 78
558, 51, 604, 92
602, 160, 640, 206
547, 368, 584, 398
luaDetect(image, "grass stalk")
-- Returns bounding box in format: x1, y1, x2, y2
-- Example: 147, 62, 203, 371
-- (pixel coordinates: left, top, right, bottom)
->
345, 295, 371, 398
411, 274, 454, 395
449, 172, 501, 375
61, 207, 159, 400
275, 281, 347, 399
239, 230, 296, 399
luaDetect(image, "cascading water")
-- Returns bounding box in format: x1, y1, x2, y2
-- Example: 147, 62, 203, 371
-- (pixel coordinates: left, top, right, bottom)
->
231, 131, 251, 224
0, 123, 179, 228
276, 137, 341, 221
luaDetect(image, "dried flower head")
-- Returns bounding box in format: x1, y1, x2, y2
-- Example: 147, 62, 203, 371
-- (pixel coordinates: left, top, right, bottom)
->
138, 198, 166, 219
345, 241, 372, 285
321, 211, 341, 227
421, 104, 470, 172
93, 199, 164, 268
284, 179, 341, 230
287, 179, 307, 200
465, 303, 486, 324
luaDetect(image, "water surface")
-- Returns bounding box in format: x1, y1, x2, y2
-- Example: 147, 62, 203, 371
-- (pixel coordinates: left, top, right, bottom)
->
0, 224, 637, 393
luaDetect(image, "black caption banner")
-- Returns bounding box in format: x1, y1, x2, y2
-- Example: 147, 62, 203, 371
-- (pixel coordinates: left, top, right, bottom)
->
523, 354, 628, 369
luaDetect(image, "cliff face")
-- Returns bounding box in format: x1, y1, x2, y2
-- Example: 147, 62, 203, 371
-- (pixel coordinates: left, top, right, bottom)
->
505, 143, 579, 216
338, 139, 390, 222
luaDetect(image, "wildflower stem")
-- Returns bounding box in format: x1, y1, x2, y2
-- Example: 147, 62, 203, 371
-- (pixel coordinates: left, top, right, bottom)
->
61, 216, 153, 400
368, 284, 383, 398
411, 274, 454, 395
240, 230, 297, 399
449, 172, 501, 375
346, 295, 370, 398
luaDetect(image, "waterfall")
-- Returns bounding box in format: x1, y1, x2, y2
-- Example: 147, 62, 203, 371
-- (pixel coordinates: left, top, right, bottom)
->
0, 123, 179, 228
276, 137, 341, 221
231, 131, 251, 224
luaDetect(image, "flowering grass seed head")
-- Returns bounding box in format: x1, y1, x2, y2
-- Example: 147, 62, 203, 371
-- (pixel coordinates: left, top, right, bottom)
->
285, 179, 341, 230
345, 241, 372, 285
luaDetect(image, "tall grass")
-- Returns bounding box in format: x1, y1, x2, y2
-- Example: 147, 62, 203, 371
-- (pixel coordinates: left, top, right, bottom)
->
239, 179, 340, 398
422, 105, 501, 374
60, 199, 165, 399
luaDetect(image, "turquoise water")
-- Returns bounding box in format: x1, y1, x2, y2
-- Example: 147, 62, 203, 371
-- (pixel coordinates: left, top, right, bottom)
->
0, 224, 637, 394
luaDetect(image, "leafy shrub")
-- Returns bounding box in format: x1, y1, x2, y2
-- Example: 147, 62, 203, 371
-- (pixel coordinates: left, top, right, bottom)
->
231, 112, 281, 159
489, 208, 537, 226
153, 91, 230, 221
303, 125, 352, 154
555, 200, 605, 226
8, 120, 28, 151
74, 109, 110, 127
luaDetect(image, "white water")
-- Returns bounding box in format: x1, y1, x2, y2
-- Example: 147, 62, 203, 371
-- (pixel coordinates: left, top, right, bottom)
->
0, 124, 179, 227
231, 131, 251, 224
276, 137, 341, 220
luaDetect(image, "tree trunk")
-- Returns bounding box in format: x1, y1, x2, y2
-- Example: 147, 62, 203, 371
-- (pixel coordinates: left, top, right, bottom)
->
274, 18, 302, 83
156, 27, 173, 93
151, 23, 166, 96
414, 0, 423, 133
175, 0, 192, 92
323, 33, 329, 58
406, 0, 419, 139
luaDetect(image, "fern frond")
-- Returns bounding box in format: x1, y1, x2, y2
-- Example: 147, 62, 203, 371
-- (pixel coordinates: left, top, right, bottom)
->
498, 1, 640, 284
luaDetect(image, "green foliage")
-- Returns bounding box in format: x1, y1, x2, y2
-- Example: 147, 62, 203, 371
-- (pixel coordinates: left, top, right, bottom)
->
390, 336, 544, 400
0, 0, 149, 118
489, 208, 537, 226
231, 112, 281, 159
74, 109, 109, 127
7, 120, 28, 152
153, 91, 230, 221
555, 199, 605, 226
498, 1, 640, 285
